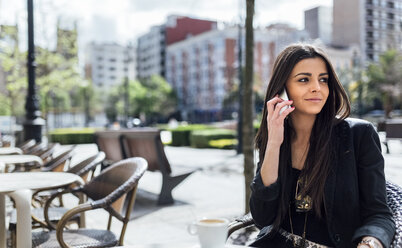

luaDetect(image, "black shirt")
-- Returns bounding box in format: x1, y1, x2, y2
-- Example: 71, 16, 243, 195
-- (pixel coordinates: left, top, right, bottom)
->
281, 168, 334, 246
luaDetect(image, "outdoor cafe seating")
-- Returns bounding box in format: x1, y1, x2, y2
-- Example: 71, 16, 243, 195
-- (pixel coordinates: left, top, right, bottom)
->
30, 157, 148, 248
8, 151, 106, 241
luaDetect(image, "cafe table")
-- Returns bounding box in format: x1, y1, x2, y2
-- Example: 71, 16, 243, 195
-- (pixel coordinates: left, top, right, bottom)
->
0, 172, 84, 248
0, 147, 22, 155
0, 154, 43, 172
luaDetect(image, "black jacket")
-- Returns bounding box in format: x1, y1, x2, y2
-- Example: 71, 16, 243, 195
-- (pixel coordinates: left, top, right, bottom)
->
249, 118, 395, 248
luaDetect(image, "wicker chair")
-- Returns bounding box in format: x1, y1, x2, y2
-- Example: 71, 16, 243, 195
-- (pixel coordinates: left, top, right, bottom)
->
18, 139, 36, 153
31, 157, 148, 248
41, 148, 76, 172
9, 152, 107, 246
31, 152, 106, 227
227, 181, 402, 247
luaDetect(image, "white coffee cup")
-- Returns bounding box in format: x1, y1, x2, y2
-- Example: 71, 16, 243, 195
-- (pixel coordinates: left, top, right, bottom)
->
188, 217, 229, 248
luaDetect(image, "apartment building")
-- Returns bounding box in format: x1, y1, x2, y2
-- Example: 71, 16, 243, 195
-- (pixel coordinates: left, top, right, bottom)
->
333, 0, 402, 62
166, 24, 309, 122
136, 15, 217, 79
85, 42, 136, 89
305, 6, 333, 45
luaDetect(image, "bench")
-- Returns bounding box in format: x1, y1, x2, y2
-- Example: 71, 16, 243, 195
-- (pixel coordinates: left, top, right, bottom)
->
383, 119, 402, 154
94, 130, 125, 169
95, 128, 197, 205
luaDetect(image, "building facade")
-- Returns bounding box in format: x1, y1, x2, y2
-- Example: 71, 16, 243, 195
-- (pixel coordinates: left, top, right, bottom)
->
136, 15, 217, 79
305, 6, 333, 45
333, 0, 402, 62
85, 42, 136, 89
166, 25, 309, 122
136, 25, 165, 79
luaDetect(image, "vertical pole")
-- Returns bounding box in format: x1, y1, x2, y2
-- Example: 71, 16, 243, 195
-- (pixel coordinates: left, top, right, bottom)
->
24, 0, 45, 142
236, 0, 243, 154
237, 24, 243, 154
124, 52, 130, 127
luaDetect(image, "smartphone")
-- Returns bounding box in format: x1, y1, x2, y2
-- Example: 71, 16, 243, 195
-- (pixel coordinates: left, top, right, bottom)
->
279, 89, 290, 115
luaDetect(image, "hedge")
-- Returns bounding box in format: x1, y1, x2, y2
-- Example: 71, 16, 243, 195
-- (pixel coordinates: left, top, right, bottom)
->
208, 139, 238, 149
169, 124, 213, 146
189, 129, 236, 148
49, 128, 96, 145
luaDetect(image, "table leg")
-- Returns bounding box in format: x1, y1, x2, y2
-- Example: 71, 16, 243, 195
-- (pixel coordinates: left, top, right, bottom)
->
0, 194, 6, 248
9, 189, 32, 248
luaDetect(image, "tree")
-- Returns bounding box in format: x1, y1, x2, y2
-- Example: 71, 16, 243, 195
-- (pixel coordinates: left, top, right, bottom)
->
105, 75, 177, 125
243, 0, 255, 213
366, 50, 402, 117
0, 25, 27, 117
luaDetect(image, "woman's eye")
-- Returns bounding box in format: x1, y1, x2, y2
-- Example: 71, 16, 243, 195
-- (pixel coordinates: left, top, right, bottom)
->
320, 77, 329, 83
298, 78, 308, 82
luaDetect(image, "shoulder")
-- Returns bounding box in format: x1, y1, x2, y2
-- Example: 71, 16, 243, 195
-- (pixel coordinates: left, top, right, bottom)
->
336, 117, 375, 133
334, 118, 378, 147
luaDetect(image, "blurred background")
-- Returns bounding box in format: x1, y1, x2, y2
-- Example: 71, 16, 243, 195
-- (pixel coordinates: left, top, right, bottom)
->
0, 0, 400, 141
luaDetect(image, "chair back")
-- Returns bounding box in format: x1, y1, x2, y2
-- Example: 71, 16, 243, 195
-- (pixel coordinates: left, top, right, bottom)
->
19, 139, 36, 153
120, 129, 171, 174
42, 148, 75, 172
95, 131, 125, 163
68, 152, 105, 182
26, 142, 47, 155
386, 181, 402, 248
82, 157, 148, 244
36, 143, 60, 162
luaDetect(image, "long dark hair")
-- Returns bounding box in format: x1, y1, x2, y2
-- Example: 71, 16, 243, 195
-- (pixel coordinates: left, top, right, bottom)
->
254, 44, 350, 229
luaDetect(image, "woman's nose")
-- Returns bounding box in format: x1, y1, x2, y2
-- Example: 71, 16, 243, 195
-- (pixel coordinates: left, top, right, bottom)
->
310, 79, 321, 92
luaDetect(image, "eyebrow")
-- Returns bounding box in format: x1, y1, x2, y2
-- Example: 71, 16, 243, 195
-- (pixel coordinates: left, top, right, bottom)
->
294, 72, 329, 78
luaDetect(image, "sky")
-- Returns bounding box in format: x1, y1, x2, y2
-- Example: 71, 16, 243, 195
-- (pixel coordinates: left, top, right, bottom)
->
0, 0, 332, 51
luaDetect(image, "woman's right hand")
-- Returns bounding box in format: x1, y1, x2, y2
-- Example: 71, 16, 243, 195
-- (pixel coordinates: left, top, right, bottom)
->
266, 95, 294, 147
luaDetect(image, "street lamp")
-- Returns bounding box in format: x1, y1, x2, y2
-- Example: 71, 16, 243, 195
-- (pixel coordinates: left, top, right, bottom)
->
24, 0, 45, 142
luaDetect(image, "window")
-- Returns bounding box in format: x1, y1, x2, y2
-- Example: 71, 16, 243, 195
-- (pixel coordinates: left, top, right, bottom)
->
109, 67, 116, 71
387, 1, 394, 8
387, 13, 394, 19
367, 9, 373, 16
367, 20, 373, 27
367, 31, 373, 38
387, 23, 394, 30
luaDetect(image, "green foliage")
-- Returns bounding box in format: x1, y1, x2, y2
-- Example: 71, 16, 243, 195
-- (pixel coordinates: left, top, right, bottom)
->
105, 75, 177, 123
208, 139, 238, 149
365, 50, 402, 117
35, 46, 86, 116
189, 129, 236, 148
49, 128, 96, 144
0, 26, 27, 117
169, 124, 213, 146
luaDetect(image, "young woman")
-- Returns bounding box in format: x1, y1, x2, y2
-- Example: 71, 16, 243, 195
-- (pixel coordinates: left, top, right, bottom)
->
249, 44, 395, 248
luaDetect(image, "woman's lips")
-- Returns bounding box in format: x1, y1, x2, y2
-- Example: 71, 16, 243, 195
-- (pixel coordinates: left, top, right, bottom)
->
305, 98, 322, 102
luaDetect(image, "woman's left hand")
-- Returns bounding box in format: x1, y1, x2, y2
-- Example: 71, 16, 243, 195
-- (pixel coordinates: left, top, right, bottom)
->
357, 236, 383, 248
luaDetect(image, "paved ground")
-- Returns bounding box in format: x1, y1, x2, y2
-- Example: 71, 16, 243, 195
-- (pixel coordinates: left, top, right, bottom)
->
71, 134, 402, 247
